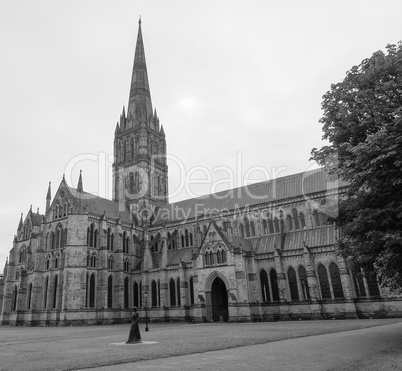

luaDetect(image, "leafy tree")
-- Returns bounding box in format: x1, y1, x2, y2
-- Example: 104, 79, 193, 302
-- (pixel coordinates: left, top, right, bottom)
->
311, 42, 402, 289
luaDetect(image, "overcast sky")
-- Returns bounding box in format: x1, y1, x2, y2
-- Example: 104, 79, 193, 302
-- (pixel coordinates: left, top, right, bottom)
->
1, 0, 402, 267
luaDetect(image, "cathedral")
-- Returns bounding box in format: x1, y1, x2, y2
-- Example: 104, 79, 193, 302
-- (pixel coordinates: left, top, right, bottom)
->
1, 20, 401, 326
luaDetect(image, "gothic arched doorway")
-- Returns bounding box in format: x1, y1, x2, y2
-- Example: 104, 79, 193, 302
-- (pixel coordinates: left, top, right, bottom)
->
211, 277, 228, 322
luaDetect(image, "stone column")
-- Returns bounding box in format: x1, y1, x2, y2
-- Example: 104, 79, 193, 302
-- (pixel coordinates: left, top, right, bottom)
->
336, 254, 357, 319
274, 248, 288, 302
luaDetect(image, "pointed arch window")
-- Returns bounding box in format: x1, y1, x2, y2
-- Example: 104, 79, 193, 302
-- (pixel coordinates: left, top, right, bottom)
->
288, 267, 299, 301
124, 276, 129, 308
107, 255, 114, 270
169, 278, 176, 306
329, 263, 344, 299
268, 219, 274, 234
51, 231, 55, 250
262, 219, 268, 235
181, 234, 185, 248
88, 224, 95, 247
205, 248, 214, 266
177, 277, 181, 306
298, 265, 310, 300
108, 275, 113, 308
44, 277, 49, 309
124, 258, 129, 272
56, 227, 61, 249
299, 213, 306, 229
273, 218, 280, 233
250, 221, 256, 237
167, 232, 172, 250
107, 228, 111, 249
151, 280, 157, 307
244, 217, 250, 237
89, 273, 96, 308
133, 281, 139, 308
158, 280, 161, 307
18, 248, 24, 263
189, 276, 195, 305
15, 268, 20, 280
130, 173, 134, 195
287, 215, 293, 231
292, 208, 300, 230
260, 269, 270, 303
270, 269, 280, 301
216, 246, 226, 265
318, 264, 331, 299
185, 229, 189, 247
89, 253, 97, 268
53, 275, 58, 308
46, 256, 51, 270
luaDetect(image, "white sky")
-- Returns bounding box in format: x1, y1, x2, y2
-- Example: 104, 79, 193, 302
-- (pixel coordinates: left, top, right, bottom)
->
1, 0, 402, 267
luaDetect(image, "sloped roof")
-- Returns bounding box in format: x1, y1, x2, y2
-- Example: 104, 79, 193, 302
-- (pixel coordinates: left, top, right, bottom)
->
250, 225, 336, 254
218, 229, 253, 252
154, 168, 347, 225
69, 187, 132, 222
167, 248, 193, 265
30, 212, 43, 227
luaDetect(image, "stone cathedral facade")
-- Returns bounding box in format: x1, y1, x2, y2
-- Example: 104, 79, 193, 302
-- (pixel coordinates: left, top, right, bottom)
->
1, 21, 401, 326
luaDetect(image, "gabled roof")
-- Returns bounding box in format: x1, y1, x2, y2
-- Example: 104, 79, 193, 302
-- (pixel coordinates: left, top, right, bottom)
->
154, 168, 347, 225
201, 221, 253, 252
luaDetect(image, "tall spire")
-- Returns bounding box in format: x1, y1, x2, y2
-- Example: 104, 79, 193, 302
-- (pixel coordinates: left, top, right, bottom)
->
77, 170, 83, 193
17, 213, 23, 231
46, 181, 51, 213
126, 18, 153, 127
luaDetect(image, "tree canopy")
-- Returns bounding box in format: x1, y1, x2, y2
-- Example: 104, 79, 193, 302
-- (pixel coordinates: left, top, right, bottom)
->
311, 42, 402, 289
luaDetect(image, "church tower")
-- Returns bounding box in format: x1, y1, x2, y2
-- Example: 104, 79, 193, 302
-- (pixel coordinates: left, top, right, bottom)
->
113, 19, 168, 217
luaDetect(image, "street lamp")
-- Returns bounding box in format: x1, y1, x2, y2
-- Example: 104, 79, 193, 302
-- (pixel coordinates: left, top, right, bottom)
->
144, 292, 149, 332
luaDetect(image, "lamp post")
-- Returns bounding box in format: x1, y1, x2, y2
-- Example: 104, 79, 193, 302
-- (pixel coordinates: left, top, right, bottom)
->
144, 292, 149, 332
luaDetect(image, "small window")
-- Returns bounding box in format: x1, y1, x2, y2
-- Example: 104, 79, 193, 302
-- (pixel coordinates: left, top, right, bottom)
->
205, 248, 214, 266
216, 247, 226, 264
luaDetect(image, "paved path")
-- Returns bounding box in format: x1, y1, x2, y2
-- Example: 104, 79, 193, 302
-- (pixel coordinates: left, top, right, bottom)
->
78, 321, 402, 371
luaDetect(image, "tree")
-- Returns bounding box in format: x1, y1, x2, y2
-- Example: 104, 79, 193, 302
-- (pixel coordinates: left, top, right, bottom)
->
311, 42, 402, 289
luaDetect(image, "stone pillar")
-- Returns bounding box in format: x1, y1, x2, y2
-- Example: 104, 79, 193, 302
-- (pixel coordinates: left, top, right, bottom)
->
274, 248, 288, 302
114, 233, 124, 309
302, 245, 319, 300
336, 254, 357, 318
302, 244, 322, 319
143, 225, 152, 271
97, 227, 108, 311
61, 214, 88, 316
179, 261, 188, 307
161, 227, 168, 269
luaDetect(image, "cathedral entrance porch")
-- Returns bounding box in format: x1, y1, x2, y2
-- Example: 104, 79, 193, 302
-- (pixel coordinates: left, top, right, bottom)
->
206, 277, 229, 322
